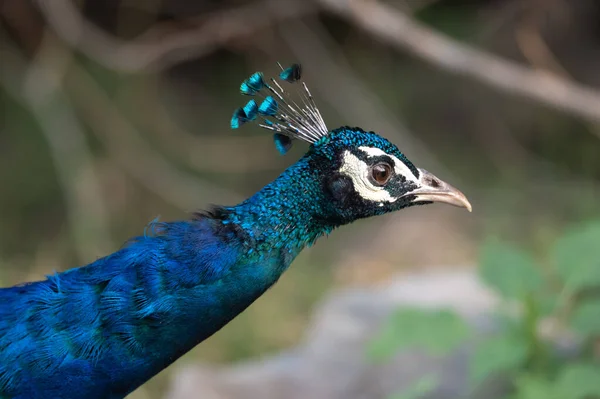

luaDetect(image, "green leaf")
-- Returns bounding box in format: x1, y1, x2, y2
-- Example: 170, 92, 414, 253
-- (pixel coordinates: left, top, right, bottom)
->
537, 292, 560, 317
555, 362, 600, 399
367, 309, 469, 362
469, 334, 528, 385
552, 222, 600, 290
479, 239, 543, 299
513, 375, 560, 399
571, 299, 600, 337
388, 375, 439, 399
512, 364, 600, 399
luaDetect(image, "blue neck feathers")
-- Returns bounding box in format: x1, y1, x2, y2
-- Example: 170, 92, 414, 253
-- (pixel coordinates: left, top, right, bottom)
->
0, 147, 341, 399
223, 151, 335, 259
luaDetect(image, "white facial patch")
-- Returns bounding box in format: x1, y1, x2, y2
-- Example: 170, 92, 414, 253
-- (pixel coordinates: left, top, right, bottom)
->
338, 147, 419, 204
358, 146, 419, 183
339, 151, 395, 203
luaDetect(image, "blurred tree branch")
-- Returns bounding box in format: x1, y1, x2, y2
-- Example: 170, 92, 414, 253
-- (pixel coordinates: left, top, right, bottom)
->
0, 27, 242, 216
278, 17, 451, 179
317, 0, 600, 125
34, 0, 315, 72
514, 0, 571, 77
62, 62, 243, 210
116, 78, 283, 174
34, 0, 600, 127
513, 0, 600, 144
0, 35, 114, 262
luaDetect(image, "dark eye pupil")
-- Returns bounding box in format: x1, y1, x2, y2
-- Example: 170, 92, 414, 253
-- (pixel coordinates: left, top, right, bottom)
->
372, 164, 391, 184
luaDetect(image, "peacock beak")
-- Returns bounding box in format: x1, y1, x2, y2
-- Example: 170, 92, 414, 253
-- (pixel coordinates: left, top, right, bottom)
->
408, 169, 472, 212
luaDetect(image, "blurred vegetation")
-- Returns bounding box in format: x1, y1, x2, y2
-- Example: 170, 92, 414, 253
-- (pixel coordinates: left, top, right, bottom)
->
1, 0, 600, 398
369, 220, 600, 399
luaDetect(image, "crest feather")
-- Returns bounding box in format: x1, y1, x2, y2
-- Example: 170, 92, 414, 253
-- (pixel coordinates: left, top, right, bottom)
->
230, 63, 328, 146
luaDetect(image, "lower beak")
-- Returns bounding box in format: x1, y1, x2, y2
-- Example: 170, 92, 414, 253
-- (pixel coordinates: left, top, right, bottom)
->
408, 169, 472, 212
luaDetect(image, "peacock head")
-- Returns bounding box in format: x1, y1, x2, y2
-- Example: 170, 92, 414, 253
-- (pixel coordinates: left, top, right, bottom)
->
231, 64, 471, 222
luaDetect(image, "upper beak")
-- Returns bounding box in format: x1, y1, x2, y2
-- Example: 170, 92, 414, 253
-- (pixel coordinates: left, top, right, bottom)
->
407, 168, 472, 212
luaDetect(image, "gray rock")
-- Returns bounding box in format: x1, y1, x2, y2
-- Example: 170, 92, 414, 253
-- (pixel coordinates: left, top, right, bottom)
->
164, 269, 503, 399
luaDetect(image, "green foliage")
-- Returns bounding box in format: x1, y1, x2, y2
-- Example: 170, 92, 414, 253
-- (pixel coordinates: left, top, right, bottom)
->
389, 375, 439, 399
370, 220, 600, 399
510, 363, 600, 399
469, 334, 528, 385
570, 299, 600, 337
368, 309, 469, 362
480, 239, 543, 299
511, 375, 561, 399
554, 362, 600, 399
552, 223, 600, 290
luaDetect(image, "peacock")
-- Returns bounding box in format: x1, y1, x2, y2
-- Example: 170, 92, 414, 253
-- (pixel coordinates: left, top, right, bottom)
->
0, 63, 471, 399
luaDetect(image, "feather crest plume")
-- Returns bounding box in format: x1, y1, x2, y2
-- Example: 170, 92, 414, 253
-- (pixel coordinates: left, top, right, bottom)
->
231, 63, 328, 154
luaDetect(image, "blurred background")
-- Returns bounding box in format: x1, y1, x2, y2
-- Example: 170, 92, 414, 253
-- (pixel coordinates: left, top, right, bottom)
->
1, 0, 600, 398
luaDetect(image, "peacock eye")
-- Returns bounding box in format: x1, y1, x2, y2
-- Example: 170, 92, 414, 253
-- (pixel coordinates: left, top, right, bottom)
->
370, 163, 392, 185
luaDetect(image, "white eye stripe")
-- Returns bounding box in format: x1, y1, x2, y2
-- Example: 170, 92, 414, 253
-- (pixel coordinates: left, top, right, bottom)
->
339, 151, 397, 203
358, 146, 418, 183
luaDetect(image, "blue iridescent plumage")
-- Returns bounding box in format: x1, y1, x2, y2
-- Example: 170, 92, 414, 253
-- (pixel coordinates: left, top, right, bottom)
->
258, 96, 278, 116
243, 100, 258, 121
0, 64, 471, 399
240, 72, 265, 95
279, 63, 302, 83
273, 133, 293, 155
230, 107, 248, 129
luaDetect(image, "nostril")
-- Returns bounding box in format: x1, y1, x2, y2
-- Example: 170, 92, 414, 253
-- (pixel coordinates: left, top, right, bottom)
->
429, 178, 441, 188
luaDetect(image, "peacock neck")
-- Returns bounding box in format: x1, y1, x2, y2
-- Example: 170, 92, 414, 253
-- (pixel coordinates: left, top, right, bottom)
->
224, 155, 335, 258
